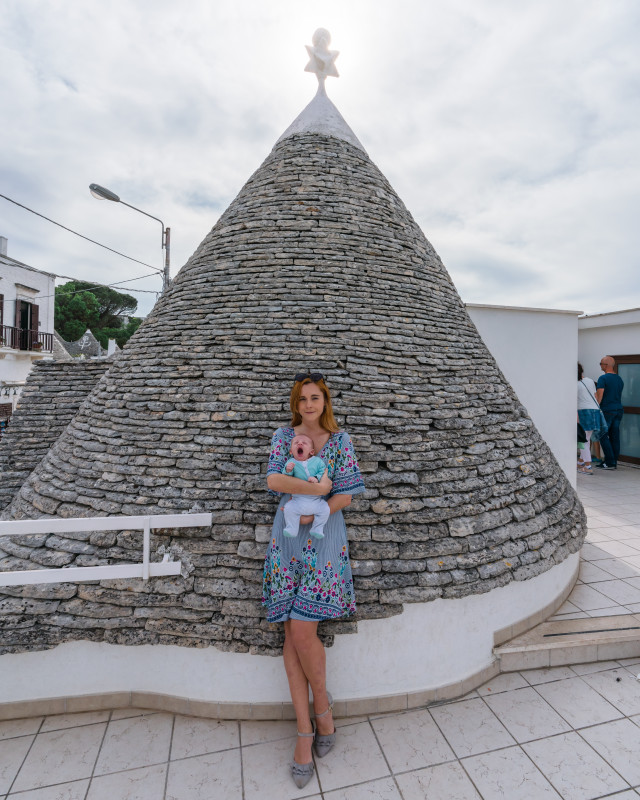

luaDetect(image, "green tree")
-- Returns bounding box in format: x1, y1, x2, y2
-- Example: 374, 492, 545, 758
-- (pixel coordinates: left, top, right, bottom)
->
54, 284, 101, 342
55, 282, 142, 348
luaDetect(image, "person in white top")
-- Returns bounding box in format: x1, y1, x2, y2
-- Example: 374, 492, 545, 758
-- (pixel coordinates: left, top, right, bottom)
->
577, 362, 600, 474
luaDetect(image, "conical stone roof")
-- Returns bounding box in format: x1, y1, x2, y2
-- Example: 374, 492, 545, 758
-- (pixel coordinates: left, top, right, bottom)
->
1, 89, 586, 655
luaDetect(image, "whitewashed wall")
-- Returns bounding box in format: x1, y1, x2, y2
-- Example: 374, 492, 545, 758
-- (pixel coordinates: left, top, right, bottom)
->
0, 255, 56, 386
578, 308, 640, 380
466, 304, 581, 486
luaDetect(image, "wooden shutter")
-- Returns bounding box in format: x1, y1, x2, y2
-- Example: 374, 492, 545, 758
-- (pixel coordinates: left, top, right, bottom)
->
30, 303, 39, 346
0, 294, 4, 328
15, 299, 24, 349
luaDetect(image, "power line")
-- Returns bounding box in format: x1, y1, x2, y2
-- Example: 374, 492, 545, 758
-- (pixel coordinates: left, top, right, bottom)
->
37, 273, 161, 300
0, 192, 164, 274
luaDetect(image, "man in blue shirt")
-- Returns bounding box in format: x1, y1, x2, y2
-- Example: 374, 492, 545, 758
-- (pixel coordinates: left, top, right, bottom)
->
595, 356, 624, 470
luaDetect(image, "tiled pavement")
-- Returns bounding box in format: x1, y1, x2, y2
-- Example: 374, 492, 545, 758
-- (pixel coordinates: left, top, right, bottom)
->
1, 466, 639, 799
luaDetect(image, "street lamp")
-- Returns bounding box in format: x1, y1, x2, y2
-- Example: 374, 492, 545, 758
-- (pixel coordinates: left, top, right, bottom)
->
89, 183, 171, 291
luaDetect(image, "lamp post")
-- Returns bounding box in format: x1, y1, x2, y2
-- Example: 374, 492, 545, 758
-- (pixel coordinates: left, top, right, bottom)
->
89, 183, 171, 291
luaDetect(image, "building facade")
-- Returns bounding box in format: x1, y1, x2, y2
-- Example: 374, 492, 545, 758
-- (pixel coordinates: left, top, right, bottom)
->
0, 237, 56, 431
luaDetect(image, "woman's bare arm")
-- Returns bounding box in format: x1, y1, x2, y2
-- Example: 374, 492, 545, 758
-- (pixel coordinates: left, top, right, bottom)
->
267, 469, 332, 496
327, 494, 352, 514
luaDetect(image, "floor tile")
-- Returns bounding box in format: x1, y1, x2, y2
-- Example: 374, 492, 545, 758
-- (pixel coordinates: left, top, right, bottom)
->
462, 745, 560, 799
242, 734, 319, 799
8, 779, 90, 799
167, 750, 242, 800
597, 541, 640, 558
580, 543, 615, 561
594, 559, 640, 579
483, 687, 571, 743
579, 562, 620, 583
589, 579, 640, 606
534, 677, 622, 728
549, 611, 590, 620
240, 719, 297, 746
41, 711, 110, 733
12, 724, 105, 792
370, 708, 454, 772
323, 777, 402, 799
554, 600, 582, 615
430, 698, 514, 758
623, 602, 640, 612
520, 666, 575, 685
581, 668, 640, 715
87, 763, 167, 800
476, 672, 528, 695
313, 722, 389, 794
94, 713, 172, 776
0, 718, 42, 741
523, 731, 628, 800
579, 718, 640, 786
570, 660, 621, 675
624, 577, 640, 590
171, 715, 238, 759
618, 656, 640, 666
0, 735, 35, 794
396, 761, 481, 800
566, 583, 615, 611
335, 716, 369, 728
110, 709, 159, 721
586, 606, 633, 617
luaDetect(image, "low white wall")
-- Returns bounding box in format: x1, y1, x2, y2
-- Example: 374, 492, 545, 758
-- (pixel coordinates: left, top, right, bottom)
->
0, 554, 577, 705
467, 304, 581, 485
578, 308, 640, 381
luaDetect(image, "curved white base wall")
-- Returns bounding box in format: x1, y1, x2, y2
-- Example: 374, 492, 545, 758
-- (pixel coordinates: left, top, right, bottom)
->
0, 553, 578, 712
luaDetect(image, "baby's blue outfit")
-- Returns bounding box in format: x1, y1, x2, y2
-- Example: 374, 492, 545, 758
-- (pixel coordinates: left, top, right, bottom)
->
281, 456, 330, 539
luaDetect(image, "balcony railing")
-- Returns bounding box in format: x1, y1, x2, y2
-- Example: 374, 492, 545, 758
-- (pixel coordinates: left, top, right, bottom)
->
1, 326, 53, 353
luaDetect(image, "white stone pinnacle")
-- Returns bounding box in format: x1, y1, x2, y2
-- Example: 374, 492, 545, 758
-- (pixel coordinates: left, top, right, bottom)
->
277, 29, 366, 153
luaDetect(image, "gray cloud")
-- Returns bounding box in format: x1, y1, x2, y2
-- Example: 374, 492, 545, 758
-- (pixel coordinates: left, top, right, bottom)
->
1, 0, 639, 318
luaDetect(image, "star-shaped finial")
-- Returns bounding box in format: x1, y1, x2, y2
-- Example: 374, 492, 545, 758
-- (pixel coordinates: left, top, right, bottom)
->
304, 28, 339, 87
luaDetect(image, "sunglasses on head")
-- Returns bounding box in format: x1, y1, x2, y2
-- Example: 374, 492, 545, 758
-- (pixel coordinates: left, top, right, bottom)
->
294, 372, 324, 383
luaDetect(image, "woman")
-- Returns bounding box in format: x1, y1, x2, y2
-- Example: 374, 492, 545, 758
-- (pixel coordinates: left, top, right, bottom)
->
262, 373, 365, 788
577, 362, 602, 474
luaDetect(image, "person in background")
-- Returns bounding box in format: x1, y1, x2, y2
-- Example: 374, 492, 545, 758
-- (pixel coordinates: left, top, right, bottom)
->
577, 363, 600, 474
596, 356, 625, 470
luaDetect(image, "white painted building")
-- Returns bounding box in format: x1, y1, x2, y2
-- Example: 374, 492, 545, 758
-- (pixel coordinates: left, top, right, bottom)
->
467, 303, 581, 486
0, 237, 56, 420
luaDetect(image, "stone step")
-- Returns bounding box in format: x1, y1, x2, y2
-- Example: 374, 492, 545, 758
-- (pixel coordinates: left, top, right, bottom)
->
495, 613, 640, 671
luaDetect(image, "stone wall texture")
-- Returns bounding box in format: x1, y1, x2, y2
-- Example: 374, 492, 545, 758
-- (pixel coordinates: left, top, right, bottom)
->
0, 130, 587, 656
0, 360, 110, 512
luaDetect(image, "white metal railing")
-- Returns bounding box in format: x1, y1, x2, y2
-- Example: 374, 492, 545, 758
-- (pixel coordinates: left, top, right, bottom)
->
0, 513, 212, 587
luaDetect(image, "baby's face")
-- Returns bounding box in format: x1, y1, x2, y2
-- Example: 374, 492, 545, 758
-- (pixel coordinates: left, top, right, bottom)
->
290, 435, 314, 461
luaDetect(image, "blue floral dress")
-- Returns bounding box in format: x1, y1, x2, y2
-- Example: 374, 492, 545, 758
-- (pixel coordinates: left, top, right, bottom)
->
262, 427, 365, 623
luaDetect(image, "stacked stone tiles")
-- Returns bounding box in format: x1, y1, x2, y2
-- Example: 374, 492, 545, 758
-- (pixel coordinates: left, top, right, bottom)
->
0, 360, 111, 512
0, 128, 586, 656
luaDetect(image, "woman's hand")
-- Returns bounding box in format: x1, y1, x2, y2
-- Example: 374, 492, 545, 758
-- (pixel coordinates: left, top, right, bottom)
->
316, 469, 332, 495
300, 515, 314, 525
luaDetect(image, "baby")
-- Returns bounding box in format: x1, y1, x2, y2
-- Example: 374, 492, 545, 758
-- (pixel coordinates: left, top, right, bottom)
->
281, 434, 330, 539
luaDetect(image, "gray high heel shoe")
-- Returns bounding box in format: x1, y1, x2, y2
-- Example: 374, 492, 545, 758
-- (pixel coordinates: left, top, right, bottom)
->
291, 729, 315, 789
314, 691, 336, 758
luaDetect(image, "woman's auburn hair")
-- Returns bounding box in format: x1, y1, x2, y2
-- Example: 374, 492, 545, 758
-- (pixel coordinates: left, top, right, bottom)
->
289, 378, 339, 433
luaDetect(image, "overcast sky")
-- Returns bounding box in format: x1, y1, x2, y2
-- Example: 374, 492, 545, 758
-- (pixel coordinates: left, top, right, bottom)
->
1, 0, 639, 318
